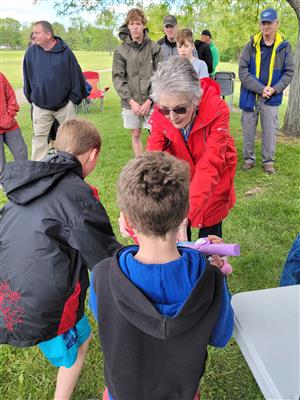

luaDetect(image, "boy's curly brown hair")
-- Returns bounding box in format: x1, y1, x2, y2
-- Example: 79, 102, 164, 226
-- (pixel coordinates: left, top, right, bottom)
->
118, 151, 190, 238
125, 8, 147, 26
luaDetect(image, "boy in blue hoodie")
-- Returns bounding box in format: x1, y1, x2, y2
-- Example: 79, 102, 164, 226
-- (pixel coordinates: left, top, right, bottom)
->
93, 151, 234, 400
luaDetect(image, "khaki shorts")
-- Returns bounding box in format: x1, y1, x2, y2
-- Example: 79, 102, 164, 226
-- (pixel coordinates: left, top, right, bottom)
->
122, 108, 153, 130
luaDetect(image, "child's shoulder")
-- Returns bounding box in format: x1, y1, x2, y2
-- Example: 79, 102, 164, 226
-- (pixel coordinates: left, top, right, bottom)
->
93, 255, 115, 291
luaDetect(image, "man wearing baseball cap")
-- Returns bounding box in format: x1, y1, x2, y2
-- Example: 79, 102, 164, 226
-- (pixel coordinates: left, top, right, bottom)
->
200, 29, 219, 76
157, 15, 179, 59
239, 8, 294, 174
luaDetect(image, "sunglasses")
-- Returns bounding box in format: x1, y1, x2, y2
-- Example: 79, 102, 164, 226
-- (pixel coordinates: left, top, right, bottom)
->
159, 105, 189, 116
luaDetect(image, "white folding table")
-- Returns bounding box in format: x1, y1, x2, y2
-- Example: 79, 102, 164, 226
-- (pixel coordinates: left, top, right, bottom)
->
232, 285, 300, 399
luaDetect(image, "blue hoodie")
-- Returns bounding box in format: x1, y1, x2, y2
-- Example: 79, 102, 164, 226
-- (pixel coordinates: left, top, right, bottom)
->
90, 245, 233, 347
23, 37, 88, 110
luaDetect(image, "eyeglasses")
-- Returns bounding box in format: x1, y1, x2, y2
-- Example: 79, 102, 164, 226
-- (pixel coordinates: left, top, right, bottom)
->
158, 105, 189, 116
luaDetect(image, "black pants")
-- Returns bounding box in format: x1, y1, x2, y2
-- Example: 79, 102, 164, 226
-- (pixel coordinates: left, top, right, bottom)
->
187, 221, 223, 241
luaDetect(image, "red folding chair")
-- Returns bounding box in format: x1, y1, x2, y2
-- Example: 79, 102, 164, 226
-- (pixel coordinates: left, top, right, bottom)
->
83, 71, 110, 112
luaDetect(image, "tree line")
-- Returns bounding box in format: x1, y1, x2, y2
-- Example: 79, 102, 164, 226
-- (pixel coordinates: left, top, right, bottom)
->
0, 14, 119, 54
2, 2, 298, 62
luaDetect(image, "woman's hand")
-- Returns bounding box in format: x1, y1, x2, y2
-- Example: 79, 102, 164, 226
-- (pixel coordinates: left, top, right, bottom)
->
209, 255, 224, 269
207, 235, 224, 244
206, 235, 223, 269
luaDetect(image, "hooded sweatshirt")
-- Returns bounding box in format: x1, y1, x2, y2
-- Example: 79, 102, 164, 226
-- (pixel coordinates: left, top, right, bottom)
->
93, 246, 233, 399
23, 37, 88, 111
0, 152, 120, 347
112, 25, 162, 109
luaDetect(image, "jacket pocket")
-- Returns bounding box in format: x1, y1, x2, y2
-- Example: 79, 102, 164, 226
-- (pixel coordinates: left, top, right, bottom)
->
239, 86, 256, 111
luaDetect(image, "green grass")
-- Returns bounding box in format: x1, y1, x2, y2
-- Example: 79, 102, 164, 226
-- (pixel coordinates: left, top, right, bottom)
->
1, 53, 300, 399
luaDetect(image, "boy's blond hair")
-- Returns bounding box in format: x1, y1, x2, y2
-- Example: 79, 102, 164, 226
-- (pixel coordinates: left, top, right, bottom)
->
55, 118, 101, 156
118, 151, 190, 238
125, 8, 147, 26
176, 28, 194, 46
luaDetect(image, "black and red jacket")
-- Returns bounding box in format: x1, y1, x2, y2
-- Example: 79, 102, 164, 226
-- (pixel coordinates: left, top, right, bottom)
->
0, 152, 120, 347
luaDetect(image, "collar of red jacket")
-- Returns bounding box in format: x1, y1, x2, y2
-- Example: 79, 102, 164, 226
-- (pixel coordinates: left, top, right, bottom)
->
149, 77, 222, 137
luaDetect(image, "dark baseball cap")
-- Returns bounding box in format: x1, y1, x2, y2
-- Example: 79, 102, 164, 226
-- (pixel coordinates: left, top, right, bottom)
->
201, 29, 212, 38
163, 15, 177, 27
260, 8, 278, 22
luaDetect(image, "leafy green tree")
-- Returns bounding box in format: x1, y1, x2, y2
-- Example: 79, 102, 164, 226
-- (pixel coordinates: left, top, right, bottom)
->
52, 22, 67, 38
145, 3, 170, 41
20, 24, 33, 49
65, 17, 87, 49
283, 0, 300, 137
95, 9, 119, 54
0, 18, 22, 49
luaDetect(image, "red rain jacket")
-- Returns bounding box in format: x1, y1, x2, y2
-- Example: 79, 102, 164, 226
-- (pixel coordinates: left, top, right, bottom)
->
0, 72, 19, 135
147, 78, 237, 228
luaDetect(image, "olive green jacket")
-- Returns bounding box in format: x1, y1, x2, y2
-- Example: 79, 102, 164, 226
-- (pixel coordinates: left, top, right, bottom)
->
112, 25, 162, 109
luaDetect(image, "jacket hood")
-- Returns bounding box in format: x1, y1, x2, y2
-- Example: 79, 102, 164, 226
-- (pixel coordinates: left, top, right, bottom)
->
251, 32, 286, 51
3, 152, 82, 205
118, 24, 149, 45
40, 36, 68, 53
109, 248, 220, 340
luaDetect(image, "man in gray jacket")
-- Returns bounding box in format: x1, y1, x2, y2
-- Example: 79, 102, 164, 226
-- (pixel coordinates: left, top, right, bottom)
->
239, 8, 294, 174
112, 9, 162, 156
157, 15, 178, 59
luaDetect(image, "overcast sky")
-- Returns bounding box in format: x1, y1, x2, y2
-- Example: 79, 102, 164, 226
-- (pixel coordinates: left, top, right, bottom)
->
0, 0, 96, 27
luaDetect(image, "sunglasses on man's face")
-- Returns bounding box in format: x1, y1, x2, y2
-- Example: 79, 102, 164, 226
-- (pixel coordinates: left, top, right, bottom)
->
158, 105, 189, 116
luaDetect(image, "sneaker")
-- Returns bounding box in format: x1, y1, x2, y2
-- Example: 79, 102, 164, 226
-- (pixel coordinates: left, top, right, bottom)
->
263, 164, 275, 174
242, 161, 255, 171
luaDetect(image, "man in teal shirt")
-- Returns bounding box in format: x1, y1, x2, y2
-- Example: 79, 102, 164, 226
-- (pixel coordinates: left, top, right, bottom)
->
201, 29, 219, 77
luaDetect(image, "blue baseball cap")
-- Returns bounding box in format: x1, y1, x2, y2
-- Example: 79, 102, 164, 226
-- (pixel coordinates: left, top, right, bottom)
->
260, 8, 278, 22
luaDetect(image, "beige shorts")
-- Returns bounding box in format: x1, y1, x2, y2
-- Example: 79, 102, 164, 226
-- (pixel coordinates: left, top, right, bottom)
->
122, 108, 153, 130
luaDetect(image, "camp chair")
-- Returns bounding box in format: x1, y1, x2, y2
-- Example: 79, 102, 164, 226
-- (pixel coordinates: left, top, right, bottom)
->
214, 71, 236, 110
83, 71, 110, 112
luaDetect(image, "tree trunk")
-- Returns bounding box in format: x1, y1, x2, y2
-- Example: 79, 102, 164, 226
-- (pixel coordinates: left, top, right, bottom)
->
283, 0, 300, 137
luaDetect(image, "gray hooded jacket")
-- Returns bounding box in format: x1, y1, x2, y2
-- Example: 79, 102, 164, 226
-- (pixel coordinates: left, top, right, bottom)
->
112, 25, 162, 109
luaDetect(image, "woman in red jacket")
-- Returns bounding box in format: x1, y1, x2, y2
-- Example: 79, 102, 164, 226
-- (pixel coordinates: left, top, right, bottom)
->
0, 72, 28, 189
147, 57, 237, 238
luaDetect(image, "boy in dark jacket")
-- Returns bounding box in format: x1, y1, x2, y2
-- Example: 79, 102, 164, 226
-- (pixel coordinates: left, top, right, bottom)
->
0, 118, 120, 399
93, 151, 234, 400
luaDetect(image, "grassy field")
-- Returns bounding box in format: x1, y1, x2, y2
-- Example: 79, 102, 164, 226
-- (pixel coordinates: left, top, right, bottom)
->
0, 50, 114, 88
0, 51, 300, 399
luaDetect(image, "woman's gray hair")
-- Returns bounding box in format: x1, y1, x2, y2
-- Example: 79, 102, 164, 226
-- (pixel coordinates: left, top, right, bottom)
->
151, 57, 202, 105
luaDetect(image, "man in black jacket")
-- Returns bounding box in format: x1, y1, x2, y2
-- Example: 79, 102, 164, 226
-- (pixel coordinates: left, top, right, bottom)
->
23, 21, 88, 161
0, 118, 120, 399
194, 35, 213, 74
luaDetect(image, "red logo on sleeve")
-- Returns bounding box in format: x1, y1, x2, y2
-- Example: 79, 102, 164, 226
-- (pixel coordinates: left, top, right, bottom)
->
0, 281, 24, 331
